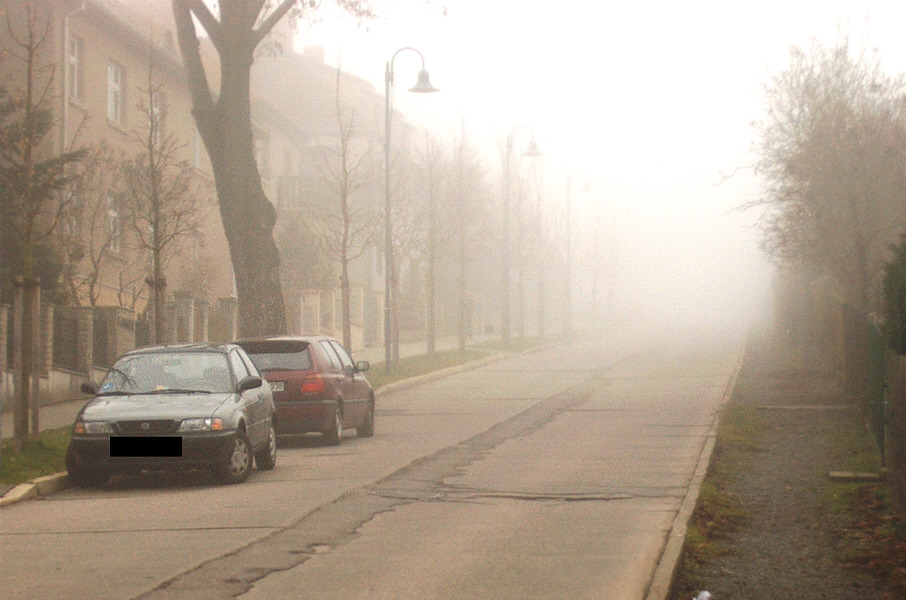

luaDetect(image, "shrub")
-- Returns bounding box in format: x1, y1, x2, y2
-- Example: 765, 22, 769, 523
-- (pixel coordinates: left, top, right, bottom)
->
882, 233, 906, 354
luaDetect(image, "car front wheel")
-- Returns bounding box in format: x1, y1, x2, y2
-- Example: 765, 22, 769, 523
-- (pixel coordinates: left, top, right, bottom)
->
357, 399, 374, 438
255, 422, 277, 470
66, 445, 109, 488
214, 430, 253, 484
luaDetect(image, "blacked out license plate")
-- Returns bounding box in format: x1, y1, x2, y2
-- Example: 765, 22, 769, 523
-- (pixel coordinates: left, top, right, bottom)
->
110, 436, 182, 458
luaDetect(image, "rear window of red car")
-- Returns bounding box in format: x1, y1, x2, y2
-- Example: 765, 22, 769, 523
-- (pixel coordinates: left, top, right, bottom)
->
240, 341, 313, 371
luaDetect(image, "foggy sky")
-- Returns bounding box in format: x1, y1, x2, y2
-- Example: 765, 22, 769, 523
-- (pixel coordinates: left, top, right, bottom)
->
289, 0, 906, 334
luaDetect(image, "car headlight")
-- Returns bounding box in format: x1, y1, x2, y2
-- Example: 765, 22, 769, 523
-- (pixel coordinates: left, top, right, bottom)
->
74, 421, 113, 435
178, 417, 224, 432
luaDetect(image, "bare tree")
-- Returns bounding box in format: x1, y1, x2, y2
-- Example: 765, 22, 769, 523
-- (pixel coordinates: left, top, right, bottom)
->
309, 65, 378, 349
124, 50, 208, 344
752, 36, 906, 312
449, 122, 493, 351
0, 2, 86, 450
58, 143, 129, 307
386, 125, 424, 363
417, 132, 447, 355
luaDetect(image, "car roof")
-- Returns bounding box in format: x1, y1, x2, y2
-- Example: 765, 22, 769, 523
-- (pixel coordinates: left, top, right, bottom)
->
236, 335, 336, 343
126, 342, 240, 356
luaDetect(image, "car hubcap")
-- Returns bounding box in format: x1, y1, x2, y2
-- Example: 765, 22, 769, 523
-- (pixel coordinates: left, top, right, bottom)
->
268, 428, 276, 460
229, 438, 250, 475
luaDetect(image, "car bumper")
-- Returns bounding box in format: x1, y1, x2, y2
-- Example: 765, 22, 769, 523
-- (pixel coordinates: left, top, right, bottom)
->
275, 400, 335, 434
68, 431, 237, 471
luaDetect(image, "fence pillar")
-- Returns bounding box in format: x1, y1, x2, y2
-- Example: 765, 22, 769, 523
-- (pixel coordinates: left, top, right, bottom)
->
351, 286, 365, 351
174, 292, 195, 342
217, 297, 238, 341
0, 304, 7, 382
165, 301, 178, 343
196, 298, 209, 342
94, 307, 136, 367
40, 304, 53, 377
301, 290, 320, 334
75, 307, 93, 374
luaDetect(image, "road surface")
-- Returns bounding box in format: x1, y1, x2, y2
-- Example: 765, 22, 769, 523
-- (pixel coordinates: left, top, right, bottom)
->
0, 329, 743, 600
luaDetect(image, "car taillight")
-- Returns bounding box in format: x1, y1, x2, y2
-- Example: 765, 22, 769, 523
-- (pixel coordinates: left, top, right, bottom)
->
301, 373, 325, 394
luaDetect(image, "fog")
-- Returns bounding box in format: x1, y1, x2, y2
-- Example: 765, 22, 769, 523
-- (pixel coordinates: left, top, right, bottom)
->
292, 0, 906, 339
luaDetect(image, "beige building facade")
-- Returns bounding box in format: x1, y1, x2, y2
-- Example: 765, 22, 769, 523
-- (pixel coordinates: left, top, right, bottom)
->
2, 0, 394, 352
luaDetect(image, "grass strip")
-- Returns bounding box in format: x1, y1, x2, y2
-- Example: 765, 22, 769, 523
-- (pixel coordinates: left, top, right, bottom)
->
1, 427, 72, 486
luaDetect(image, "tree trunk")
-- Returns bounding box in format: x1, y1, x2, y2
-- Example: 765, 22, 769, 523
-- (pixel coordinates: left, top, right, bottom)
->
427, 197, 436, 356
172, 0, 286, 337
341, 268, 352, 351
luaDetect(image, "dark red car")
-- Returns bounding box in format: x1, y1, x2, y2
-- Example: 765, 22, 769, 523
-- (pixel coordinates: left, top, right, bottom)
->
236, 336, 374, 445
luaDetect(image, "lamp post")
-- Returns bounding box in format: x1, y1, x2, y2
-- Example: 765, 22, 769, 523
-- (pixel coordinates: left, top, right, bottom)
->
502, 125, 540, 346
565, 169, 592, 336
384, 47, 438, 374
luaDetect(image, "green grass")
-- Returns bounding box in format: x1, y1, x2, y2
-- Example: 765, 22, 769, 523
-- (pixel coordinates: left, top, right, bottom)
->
0, 427, 72, 485
474, 334, 566, 354
368, 348, 490, 390
367, 335, 560, 390
816, 412, 906, 593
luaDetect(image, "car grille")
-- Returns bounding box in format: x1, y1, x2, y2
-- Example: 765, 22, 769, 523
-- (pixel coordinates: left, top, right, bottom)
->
115, 420, 179, 434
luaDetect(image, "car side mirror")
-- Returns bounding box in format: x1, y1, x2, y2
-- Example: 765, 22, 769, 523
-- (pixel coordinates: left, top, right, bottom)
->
238, 375, 263, 392
81, 381, 98, 395
355, 360, 370, 373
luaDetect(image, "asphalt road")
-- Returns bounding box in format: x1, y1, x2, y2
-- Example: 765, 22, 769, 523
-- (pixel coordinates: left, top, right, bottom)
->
0, 329, 743, 600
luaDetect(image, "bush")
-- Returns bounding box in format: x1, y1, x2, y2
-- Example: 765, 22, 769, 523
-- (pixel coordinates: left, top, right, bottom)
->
882, 234, 906, 354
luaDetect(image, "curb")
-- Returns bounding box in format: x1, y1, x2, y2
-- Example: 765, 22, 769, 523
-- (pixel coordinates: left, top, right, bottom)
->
374, 353, 506, 396
0, 472, 70, 508
644, 342, 746, 600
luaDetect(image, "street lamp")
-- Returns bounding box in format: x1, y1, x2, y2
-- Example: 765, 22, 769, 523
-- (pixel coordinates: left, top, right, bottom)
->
384, 47, 438, 374
565, 169, 592, 336
502, 125, 540, 346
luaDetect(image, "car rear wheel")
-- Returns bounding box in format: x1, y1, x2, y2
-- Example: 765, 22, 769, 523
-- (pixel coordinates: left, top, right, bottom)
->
214, 430, 252, 484
357, 399, 374, 438
322, 405, 342, 446
66, 445, 109, 488
255, 422, 277, 470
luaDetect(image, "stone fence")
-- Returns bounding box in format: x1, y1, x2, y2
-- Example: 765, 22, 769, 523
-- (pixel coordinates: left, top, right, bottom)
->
0, 295, 239, 410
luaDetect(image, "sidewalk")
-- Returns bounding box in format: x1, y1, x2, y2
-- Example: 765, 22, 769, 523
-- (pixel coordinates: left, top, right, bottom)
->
1, 335, 488, 441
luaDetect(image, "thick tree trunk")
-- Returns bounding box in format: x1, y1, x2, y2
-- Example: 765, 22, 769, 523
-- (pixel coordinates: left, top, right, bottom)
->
172, 0, 287, 337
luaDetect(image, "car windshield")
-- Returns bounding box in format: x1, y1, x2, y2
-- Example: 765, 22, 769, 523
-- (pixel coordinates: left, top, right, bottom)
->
100, 351, 233, 394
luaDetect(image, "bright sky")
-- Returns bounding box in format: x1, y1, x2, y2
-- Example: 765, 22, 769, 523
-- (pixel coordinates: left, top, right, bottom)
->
291, 0, 906, 332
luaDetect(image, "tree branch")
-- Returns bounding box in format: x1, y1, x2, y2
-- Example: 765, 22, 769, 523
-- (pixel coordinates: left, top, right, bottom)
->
253, 0, 296, 46
171, 0, 215, 127
183, 0, 223, 51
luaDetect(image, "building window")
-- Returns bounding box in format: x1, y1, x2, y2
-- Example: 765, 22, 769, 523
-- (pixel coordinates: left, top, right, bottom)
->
107, 63, 124, 125
105, 194, 120, 252
67, 36, 83, 101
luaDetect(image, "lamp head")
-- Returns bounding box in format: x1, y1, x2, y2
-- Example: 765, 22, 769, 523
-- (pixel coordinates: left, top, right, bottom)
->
523, 139, 542, 157
409, 69, 439, 93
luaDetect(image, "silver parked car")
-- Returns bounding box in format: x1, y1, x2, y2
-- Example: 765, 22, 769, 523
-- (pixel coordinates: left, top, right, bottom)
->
66, 343, 277, 487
